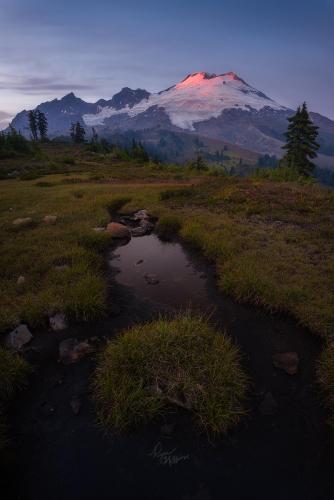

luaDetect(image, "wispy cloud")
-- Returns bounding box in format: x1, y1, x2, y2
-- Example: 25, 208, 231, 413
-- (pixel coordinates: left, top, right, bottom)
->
0, 76, 95, 94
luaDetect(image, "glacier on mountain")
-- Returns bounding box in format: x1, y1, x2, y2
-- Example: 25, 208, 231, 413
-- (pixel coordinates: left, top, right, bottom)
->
83, 72, 287, 130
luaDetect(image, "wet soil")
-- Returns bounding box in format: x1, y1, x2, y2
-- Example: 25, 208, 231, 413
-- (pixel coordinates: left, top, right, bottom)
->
3, 230, 334, 500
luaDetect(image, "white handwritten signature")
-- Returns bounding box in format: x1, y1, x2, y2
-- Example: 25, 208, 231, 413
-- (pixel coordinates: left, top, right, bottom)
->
149, 442, 190, 467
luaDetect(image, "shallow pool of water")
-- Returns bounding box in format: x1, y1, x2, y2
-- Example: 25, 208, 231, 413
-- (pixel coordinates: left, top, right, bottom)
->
111, 234, 211, 310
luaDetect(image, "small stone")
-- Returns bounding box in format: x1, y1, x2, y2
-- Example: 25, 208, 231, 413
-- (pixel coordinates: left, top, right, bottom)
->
273, 352, 299, 375
133, 209, 150, 221
44, 215, 57, 225
144, 274, 159, 285
106, 222, 131, 239
55, 264, 70, 271
131, 226, 146, 237
17, 275, 26, 286
12, 217, 32, 227
259, 392, 278, 416
70, 395, 82, 415
49, 313, 67, 332
5, 324, 33, 350
58, 338, 92, 365
93, 227, 105, 232
160, 423, 175, 436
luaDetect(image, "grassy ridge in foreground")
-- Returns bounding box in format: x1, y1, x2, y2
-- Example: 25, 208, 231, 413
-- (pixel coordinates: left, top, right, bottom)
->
152, 179, 334, 337
94, 314, 248, 435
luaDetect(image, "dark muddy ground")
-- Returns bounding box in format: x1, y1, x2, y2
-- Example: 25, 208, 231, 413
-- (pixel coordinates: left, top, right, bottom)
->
3, 230, 334, 500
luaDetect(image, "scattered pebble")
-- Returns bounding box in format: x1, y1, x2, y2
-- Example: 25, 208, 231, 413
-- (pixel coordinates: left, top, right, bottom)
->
93, 227, 105, 232
49, 313, 68, 332
12, 217, 32, 226
17, 275, 26, 286
70, 395, 82, 415
160, 423, 175, 436
272, 352, 299, 375
259, 392, 278, 416
44, 215, 57, 225
144, 274, 159, 285
5, 324, 33, 350
58, 338, 92, 365
55, 264, 70, 271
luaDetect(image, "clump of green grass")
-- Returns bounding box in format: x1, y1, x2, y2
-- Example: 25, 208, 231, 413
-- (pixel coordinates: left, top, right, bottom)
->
254, 166, 316, 184
0, 347, 31, 450
78, 232, 111, 252
62, 157, 76, 165
155, 215, 182, 240
106, 196, 131, 215
159, 187, 194, 201
317, 343, 334, 428
94, 313, 248, 436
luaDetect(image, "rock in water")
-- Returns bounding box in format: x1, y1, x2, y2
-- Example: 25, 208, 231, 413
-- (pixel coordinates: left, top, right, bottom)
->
133, 209, 150, 221
144, 274, 159, 285
70, 395, 82, 415
259, 392, 278, 416
272, 352, 299, 375
58, 338, 92, 365
44, 215, 57, 225
49, 313, 67, 331
131, 226, 147, 237
106, 222, 131, 239
5, 324, 33, 350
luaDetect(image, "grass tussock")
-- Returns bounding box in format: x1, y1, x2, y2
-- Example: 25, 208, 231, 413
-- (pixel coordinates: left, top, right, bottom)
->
317, 343, 334, 428
155, 215, 182, 240
94, 313, 248, 436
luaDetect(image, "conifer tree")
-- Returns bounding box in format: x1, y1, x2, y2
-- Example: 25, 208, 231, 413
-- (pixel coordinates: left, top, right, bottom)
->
92, 127, 98, 143
75, 122, 86, 143
70, 122, 86, 143
28, 110, 38, 141
36, 111, 48, 141
70, 123, 76, 142
282, 102, 319, 176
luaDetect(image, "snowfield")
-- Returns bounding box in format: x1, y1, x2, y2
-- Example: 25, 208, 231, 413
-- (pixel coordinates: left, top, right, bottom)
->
83, 72, 287, 130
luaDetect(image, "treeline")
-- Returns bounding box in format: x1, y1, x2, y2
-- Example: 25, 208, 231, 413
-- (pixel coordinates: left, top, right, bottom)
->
0, 126, 34, 159
28, 110, 48, 141
83, 126, 150, 162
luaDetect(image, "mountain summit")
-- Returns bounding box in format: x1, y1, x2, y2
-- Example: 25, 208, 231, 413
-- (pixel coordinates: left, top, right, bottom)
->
84, 71, 286, 131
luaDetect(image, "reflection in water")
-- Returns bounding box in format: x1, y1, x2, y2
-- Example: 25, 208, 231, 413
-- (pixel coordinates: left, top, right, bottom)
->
112, 234, 211, 309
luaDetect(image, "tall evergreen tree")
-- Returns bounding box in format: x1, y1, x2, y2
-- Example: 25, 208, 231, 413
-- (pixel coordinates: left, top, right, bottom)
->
37, 111, 48, 141
70, 123, 76, 142
282, 102, 319, 176
91, 127, 98, 143
28, 110, 38, 141
70, 122, 86, 143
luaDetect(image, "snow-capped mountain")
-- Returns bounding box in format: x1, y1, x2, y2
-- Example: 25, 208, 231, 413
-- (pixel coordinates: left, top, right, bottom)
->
84, 72, 286, 130
8, 72, 334, 163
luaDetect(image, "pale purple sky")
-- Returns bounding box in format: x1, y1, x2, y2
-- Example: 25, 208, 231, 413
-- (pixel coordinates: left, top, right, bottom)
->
0, 0, 333, 128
